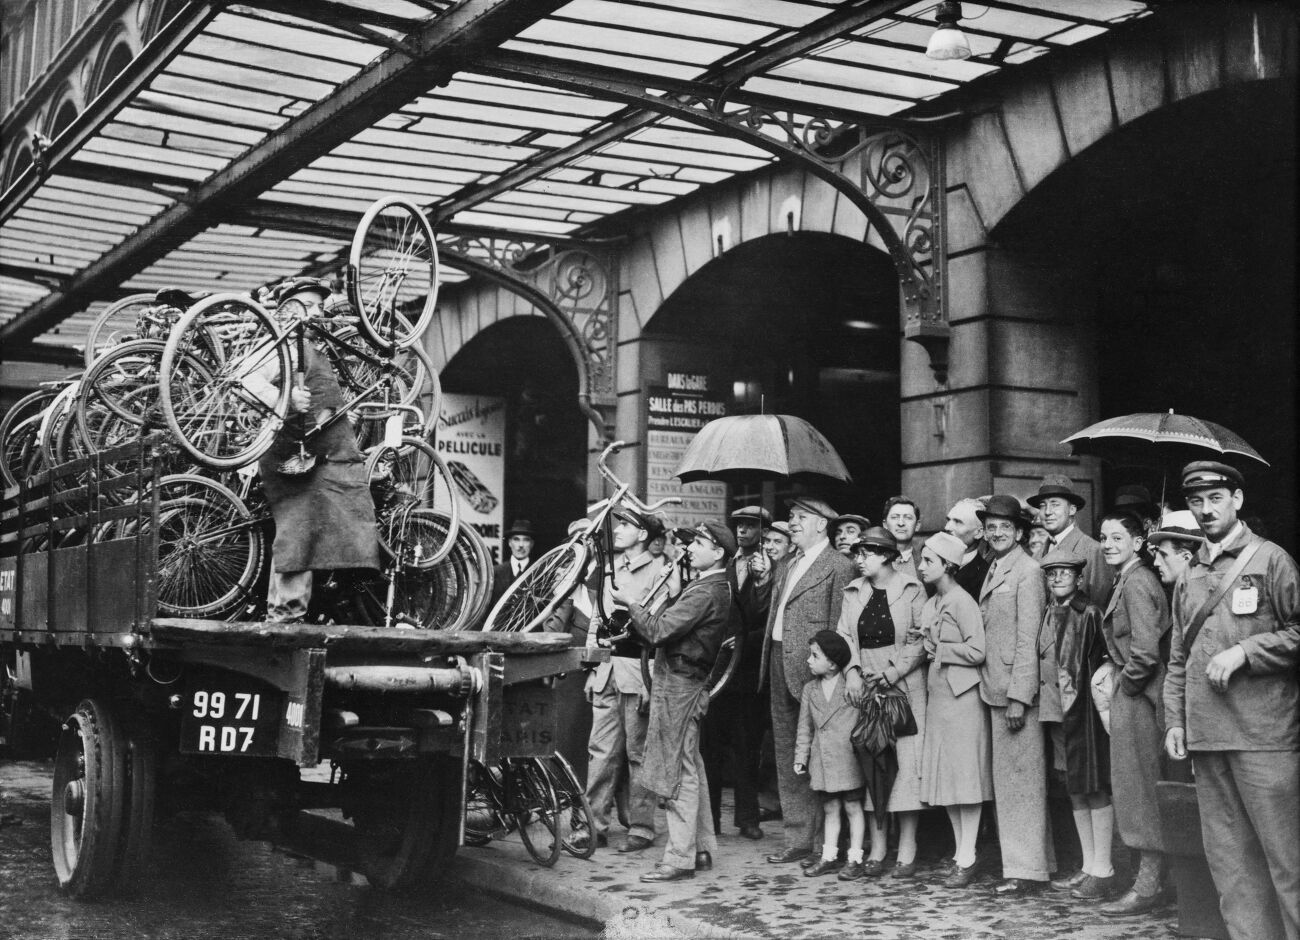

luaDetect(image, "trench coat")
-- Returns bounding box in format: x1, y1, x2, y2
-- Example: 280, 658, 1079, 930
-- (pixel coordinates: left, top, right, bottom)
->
628, 571, 731, 798
1103, 558, 1169, 852
258, 344, 378, 573
794, 673, 864, 794
1040, 593, 1110, 796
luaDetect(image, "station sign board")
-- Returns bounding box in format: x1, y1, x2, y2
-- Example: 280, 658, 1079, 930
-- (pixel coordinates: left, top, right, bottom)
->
645, 371, 728, 529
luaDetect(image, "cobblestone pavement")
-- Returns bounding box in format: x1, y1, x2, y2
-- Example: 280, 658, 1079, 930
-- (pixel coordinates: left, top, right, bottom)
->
459, 795, 1189, 940
0, 760, 596, 940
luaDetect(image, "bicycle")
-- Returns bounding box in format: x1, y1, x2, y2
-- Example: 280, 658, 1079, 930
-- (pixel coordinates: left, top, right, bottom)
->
462, 752, 594, 866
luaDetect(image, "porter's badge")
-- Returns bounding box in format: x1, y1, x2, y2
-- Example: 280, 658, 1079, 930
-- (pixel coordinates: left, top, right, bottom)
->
1231, 585, 1259, 615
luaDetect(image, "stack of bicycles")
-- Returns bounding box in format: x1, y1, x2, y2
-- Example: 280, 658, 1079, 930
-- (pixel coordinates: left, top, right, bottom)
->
0, 196, 492, 630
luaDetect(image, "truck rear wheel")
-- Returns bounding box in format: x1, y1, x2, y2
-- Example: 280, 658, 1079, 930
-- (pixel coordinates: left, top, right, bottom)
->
351, 755, 461, 890
112, 713, 157, 894
51, 699, 126, 898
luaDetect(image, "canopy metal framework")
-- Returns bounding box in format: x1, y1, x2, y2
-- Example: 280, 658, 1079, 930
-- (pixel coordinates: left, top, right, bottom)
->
0, 0, 1154, 385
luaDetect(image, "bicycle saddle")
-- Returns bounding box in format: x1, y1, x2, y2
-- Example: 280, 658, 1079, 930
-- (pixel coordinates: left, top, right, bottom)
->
154, 287, 210, 309
272, 276, 333, 303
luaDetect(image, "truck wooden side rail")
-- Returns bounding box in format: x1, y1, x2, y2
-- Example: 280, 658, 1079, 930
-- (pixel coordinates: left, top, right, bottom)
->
0, 435, 597, 896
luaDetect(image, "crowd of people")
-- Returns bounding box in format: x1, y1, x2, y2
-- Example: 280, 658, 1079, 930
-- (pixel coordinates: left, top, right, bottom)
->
539, 463, 1297, 940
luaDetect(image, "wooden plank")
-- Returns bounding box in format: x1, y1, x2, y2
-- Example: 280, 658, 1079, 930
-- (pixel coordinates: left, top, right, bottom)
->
148, 617, 579, 655
1050, 53, 1114, 159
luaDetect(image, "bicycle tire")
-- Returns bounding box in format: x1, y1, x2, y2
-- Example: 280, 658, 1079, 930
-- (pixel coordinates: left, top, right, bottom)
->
364, 436, 460, 567
347, 196, 439, 351
83, 293, 156, 368
150, 474, 265, 618
538, 753, 597, 859
1, 413, 43, 489
76, 338, 169, 433
483, 541, 588, 633
510, 758, 561, 868
159, 294, 291, 470
37, 382, 80, 468
0, 387, 58, 486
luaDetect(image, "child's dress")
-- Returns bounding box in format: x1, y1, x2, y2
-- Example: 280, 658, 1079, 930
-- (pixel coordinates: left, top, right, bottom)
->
795, 673, 865, 794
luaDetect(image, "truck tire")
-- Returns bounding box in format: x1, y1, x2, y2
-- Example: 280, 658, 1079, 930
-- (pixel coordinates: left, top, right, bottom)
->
112, 712, 157, 895
351, 755, 461, 890
50, 699, 127, 898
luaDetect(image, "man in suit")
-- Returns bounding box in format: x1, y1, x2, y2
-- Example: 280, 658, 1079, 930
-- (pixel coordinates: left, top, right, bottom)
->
1028, 475, 1111, 608
883, 495, 924, 579
1164, 462, 1300, 940
976, 495, 1053, 896
703, 506, 772, 840
581, 508, 666, 853
943, 497, 993, 599
758, 497, 856, 863
490, 519, 535, 605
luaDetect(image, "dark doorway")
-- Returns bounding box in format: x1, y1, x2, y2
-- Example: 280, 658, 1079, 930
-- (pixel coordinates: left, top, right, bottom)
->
994, 79, 1296, 553
644, 232, 902, 519
440, 315, 588, 558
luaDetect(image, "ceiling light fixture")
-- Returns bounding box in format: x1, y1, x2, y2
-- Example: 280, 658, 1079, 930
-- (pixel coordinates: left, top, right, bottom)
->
926, 1, 972, 61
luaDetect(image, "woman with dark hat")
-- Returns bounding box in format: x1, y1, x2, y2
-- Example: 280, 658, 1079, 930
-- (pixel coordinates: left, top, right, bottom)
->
837, 527, 928, 878
916, 532, 992, 888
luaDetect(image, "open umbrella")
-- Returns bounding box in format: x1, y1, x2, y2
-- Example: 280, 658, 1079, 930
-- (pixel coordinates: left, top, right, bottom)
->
1061, 410, 1268, 510
673, 414, 852, 485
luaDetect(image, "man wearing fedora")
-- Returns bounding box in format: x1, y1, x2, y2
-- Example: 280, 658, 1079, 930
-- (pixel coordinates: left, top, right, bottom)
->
758, 497, 856, 864
614, 522, 736, 882
1146, 510, 1204, 590
976, 495, 1053, 895
1029, 475, 1111, 609
581, 507, 668, 853
1164, 462, 1300, 940
490, 519, 536, 605
703, 506, 773, 840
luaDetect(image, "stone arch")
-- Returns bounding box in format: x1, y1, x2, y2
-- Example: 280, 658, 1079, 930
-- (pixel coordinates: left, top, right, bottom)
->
5, 145, 34, 191
945, 4, 1296, 254
45, 87, 81, 139
90, 28, 137, 98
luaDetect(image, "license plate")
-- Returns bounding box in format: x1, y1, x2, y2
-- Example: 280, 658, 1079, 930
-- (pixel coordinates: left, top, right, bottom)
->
179, 681, 283, 756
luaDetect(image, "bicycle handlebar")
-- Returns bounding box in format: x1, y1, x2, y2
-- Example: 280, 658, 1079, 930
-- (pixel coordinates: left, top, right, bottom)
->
595, 440, 683, 513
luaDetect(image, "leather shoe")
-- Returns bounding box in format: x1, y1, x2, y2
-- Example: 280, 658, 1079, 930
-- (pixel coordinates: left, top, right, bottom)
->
640, 864, 694, 883
944, 860, 978, 888
570, 831, 607, 851
766, 846, 810, 864
695, 851, 712, 871
1099, 888, 1162, 916
1071, 874, 1117, 900
804, 858, 841, 878
1051, 870, 1088, 891
757, 807, 782, 823
617, 834, 654, 854
838, 861, 866, 881
738, 825, 764, 840
891, 861, 918, 880
861, 859, 887, 878
800, 854, 820, 869
994, 878, 1040, 897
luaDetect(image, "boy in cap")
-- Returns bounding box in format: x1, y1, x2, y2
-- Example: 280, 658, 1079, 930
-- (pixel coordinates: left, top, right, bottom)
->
1028, 475, 1111, 608
759, 497, 856, 864
614, 522, 735, 882
1145, 510, 1204, 589
794, 630, 867, 879
1164, 461, 1300, 940
763, 521, 794, 561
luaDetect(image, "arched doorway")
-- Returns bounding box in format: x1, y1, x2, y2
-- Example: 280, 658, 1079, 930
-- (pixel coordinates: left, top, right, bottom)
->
440, 315, 588, 557
643, 232, 901, 519
994, 78, 1296, 552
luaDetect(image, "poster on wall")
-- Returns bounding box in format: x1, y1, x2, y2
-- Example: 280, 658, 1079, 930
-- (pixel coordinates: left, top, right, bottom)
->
436, 393, 507, 565
645, 372, 728, 530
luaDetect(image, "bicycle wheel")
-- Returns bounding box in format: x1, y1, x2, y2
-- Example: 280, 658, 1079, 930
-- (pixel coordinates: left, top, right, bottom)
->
160, 295, 291, 470
37, 381, 80, 468
347, 196, 439, 351
151, 474, 265, 618
365, 436, 460, 567
83, 293, 155, 367
76, 338, 169, 433
0, 386, 58, 485
538, 753, 597, 859
483, 541, 588, 633
509, 758, 561, 868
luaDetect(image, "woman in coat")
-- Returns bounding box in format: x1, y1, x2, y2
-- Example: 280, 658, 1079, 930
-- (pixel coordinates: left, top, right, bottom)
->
838, 526, 927, 878
1097, 511, 1171, 917
916, 532, 992, 888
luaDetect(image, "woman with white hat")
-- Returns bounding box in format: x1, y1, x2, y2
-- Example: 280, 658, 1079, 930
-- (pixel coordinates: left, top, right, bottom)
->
916, 532, 993, 888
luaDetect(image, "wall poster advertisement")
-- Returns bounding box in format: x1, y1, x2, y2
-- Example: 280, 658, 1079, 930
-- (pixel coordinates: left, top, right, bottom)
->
645, 371, 728, 530
435, 393, 507, 564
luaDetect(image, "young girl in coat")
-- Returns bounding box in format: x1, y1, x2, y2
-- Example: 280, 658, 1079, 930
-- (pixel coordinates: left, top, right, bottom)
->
794, 630, 867, 879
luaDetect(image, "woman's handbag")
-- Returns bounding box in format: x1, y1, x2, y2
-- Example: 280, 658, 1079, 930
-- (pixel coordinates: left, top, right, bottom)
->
852, 685, 917, 755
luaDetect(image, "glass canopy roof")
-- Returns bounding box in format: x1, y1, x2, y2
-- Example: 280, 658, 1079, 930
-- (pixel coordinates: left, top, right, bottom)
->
0, 0, 1152, 356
